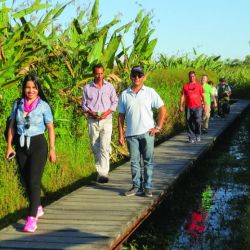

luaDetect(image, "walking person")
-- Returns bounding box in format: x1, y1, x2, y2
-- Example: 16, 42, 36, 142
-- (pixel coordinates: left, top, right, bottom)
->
118, 66, 166, 197
179, 71, 207, 143
200, 75, 217, 133
82, 63, 118, 183
217, 78, 231, 118
208, 80, 218, 119
6, 73, 57, 233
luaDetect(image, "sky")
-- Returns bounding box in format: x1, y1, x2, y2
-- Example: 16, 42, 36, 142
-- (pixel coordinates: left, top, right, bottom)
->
6, 0, 250, 60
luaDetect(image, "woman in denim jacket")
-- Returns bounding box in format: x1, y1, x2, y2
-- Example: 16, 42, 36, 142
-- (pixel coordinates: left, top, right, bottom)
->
6, 73, 57, 233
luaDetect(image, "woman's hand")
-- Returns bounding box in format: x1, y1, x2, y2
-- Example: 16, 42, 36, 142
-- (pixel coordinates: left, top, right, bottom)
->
48, 148, 57, 163
6, 147, 16, 160
47, 123, 57, 163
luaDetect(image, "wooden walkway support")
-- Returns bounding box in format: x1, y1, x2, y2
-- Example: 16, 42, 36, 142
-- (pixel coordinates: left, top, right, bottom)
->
0, 100, 249, 250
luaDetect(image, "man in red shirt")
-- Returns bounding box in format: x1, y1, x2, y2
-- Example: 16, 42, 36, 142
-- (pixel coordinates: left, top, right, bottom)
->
179, 71, 207, 143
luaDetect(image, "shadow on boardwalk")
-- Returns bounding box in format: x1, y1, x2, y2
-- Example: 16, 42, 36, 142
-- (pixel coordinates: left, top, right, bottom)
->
0, 225, 109, 249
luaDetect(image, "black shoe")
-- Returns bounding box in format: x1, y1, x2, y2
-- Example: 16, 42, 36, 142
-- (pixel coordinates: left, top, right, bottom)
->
102, 176, 109, 183
97, 176, 109, 183
144, 188, 153, 197
124, 187, 144, 196
202, 128, 208, 134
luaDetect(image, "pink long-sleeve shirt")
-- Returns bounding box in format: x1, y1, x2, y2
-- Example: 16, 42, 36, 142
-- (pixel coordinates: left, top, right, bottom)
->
82, 80, 118, 118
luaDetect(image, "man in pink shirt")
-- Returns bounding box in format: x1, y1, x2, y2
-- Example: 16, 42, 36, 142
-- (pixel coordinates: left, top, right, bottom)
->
179, 71, 207, 143
82, 64, 118, 183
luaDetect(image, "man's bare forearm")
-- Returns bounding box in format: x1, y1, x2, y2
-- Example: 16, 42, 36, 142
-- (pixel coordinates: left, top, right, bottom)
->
156, 105, 167, 129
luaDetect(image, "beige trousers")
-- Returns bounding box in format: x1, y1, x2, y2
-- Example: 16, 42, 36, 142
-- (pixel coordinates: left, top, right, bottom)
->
202, 105, 211, 129
88, 118, 112, 177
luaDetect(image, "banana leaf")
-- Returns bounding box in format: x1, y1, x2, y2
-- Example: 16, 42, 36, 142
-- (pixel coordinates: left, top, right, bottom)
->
102, 34, 122, 68
89, 0, 99, 29
73, 19, 82, 34
53, 1, 73, 19
133, 15, 149, 45
13, 3, 50, 19
0, 76, 22, 89
143, 38, 157, 59
87, 36, 104, 64
114, 21, 133, 34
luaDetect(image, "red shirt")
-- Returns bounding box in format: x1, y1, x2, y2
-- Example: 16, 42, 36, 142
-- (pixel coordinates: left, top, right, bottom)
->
181, 82, 204, 108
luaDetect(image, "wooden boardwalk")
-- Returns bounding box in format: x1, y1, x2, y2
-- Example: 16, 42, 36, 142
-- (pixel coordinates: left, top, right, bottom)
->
0, 100, 249, 250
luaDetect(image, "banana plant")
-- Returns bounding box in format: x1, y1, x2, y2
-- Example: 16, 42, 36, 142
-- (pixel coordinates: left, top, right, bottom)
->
0, 0, 69, 89
0, 0, 158, 95
56, 0, 133, 86
116, 10, 157, 77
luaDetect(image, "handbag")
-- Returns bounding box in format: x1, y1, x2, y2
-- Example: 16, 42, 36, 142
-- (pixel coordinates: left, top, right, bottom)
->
4, 99, 21, 145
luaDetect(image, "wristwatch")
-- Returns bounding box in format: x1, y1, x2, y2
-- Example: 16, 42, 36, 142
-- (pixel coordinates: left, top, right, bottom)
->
155, 126, 161, 131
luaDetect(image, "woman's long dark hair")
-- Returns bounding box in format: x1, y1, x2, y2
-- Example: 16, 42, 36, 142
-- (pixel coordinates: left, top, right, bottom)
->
22, 73, 48, 103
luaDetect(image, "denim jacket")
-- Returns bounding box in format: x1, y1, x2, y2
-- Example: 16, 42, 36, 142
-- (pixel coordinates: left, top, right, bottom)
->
10, 98, 53, 148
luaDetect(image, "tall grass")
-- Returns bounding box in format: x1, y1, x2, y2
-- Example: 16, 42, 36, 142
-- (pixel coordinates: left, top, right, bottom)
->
157, 52, 223, 71
157, 53, 250, 94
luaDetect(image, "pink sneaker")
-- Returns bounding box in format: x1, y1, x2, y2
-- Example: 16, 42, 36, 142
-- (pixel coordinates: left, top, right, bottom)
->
36, 205, 44, 218
23, 216, 37, 233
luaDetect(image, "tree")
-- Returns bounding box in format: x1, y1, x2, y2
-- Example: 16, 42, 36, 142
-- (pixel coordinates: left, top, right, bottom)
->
244, 55, 250, 65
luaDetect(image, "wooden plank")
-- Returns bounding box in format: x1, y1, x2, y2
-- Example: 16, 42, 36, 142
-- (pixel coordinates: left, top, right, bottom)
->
42, 209, 136, 216
26, 213, 133, 221
49, 203, 151, 211
0, 233, 109, 244
4, 223, 121, 234
55, 195, 150, 202
36, 219, 129, 226
0, 241, 108, 250
2, 230, 110, 238
2, 231, 116, 240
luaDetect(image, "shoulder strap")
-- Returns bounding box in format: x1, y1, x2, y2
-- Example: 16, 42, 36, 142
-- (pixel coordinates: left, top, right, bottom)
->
17, 98, 21, 105
225, 85, 231, 92
14, 98, 22, 121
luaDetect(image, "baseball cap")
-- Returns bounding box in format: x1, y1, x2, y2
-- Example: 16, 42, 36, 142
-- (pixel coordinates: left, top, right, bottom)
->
131, 66, 144, 75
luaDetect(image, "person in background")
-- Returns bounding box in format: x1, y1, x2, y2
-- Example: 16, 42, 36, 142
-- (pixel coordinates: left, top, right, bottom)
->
82, 63, 118, 184
200, 75, 217, 133
217, 78, 232, 118
118, 66, 166, 197
6, 73, 57, 233
208, 80, 218, 119
179, 71, 207, 143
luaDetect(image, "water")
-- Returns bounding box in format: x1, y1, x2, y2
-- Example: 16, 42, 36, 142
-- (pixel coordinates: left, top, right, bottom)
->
124, 109, 250, 250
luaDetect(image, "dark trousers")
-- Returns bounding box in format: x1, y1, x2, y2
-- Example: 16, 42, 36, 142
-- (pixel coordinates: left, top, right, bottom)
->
218, 98, 230, 117
185, 107, 203, 139
210, 102, 216, 118
16, 134, 48, 217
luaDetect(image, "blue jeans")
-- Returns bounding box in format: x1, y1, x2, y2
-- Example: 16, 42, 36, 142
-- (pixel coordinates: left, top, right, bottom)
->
126, 132, 155, 189
185, 107, 203, 139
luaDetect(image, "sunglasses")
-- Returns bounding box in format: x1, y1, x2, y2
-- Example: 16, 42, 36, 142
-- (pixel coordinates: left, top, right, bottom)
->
131, 73, 144, 78
25, 116, 30, 129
